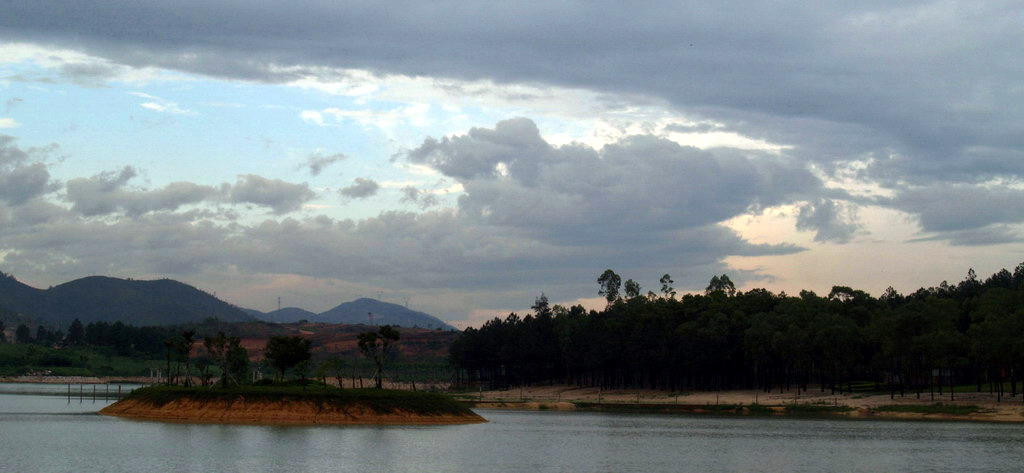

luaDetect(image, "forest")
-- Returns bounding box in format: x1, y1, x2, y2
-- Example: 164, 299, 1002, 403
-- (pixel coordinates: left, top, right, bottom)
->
449, 263, 1024, 399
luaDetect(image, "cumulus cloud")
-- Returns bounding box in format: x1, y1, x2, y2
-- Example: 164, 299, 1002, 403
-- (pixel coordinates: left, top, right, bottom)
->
407, 118, 825, 244
228, 174, 316, 214
0, 120, 817, 317
64, 166, 219, 216
0, 118, 20, 128
0, 135, 58, 205
63, 166, 316, 217
795, 199, 861, 243
399, 186, 439, 209
302, 151, 346, 176
338, 177, 379, 199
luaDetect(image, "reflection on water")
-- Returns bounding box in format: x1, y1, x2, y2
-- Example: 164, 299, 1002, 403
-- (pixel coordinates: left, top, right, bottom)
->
1, 393, 1023, 473
0, 382, 146, 398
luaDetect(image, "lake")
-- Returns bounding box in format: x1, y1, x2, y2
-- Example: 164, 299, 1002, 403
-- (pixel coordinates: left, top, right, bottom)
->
1, 392, 1023, 472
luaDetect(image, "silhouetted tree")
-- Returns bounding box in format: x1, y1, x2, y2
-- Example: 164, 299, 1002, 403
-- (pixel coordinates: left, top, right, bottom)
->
597, 269, 622, 303
264, 336, 311, 381
624, 279, 641, 299
660, 274, 675, 299
450, 262, 1024, 396
15, 324, 31, 343
66, 318, 85, 346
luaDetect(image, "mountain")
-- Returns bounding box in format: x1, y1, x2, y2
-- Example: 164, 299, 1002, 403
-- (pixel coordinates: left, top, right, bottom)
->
240, 308, 266, 319
0, 273, 45, 318
0, 273, 255, 327
246, 307, 318, 323
317, 298, 457, 330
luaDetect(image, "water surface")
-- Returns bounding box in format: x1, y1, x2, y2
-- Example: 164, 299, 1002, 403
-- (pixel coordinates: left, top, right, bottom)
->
1, 393, 1022, 473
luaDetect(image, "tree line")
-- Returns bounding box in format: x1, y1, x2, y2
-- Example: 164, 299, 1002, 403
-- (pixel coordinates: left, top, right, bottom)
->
450, 263, 1024, 399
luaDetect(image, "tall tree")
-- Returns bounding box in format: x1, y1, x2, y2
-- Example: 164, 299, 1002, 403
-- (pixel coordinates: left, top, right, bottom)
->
204, 332, 247, 387
705, 274, 737, 296
624, 279, 641, 299
15, 324, 31, 343
66, 318, 85, 346
597, 269, 622, 304
659, 274, 676, 299
178, 330, 197, 387
264, 335, 312, 381
358, 325, 401, 389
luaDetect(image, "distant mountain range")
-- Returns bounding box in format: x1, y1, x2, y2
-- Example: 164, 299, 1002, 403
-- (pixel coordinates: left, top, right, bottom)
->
245, 298, 458, 331
0, 273, 254, 327
0, 272, 458, 331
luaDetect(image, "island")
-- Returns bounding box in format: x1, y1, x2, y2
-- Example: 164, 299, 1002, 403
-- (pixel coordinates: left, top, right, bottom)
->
100, 385, 486, 425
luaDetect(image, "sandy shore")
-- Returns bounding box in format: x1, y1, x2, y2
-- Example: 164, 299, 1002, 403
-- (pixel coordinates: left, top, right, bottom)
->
101, 397, 486, 425
460, 385, 1024, 422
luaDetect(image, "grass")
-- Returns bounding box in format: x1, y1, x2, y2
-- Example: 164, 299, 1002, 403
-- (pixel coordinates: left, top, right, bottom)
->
123, 384, 475, 416
874, 403, 983, 415
745, 403, 774, 414
0, 343, 164, 377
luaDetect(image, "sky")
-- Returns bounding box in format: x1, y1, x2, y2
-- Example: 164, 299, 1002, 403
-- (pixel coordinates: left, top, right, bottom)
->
1, 1, 1022, 327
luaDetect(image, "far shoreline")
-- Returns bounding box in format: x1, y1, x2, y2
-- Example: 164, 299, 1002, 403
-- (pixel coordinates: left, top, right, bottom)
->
455, 384, 1024, 423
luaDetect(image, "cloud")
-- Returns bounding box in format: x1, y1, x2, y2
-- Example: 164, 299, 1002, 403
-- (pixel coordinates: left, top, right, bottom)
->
908, 225, 1022, 247
5, 1, 1024, 230
887, 184, 1024, 233
399, 185, 439, 209
407, 118, 825, 245
0, 135, 58, 205
64, 166, 219, 216
339, 177, 379, 199
302, 151, 346, 176
63, 166, 316, 217
128, 92, 192, 114
0, 118, 20, 128
795, 199, 861, 243
228, 174, 316, 214
3, 2, 1021, 183
0, 120, 815, 317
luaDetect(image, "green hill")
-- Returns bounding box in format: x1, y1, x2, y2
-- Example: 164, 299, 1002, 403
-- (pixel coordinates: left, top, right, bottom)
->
0, 272, 254, 326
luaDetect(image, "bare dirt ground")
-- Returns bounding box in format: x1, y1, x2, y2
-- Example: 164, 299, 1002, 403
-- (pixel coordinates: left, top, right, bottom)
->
100, 398, 486, 425
461, 385, 1024, 422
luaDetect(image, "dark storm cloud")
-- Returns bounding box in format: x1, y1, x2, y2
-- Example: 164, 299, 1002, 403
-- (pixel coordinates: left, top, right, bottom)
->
338, 177, 379, 199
